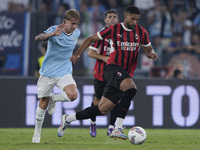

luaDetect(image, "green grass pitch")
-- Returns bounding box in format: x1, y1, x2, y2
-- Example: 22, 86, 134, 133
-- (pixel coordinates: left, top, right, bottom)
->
0, 128, 199, 150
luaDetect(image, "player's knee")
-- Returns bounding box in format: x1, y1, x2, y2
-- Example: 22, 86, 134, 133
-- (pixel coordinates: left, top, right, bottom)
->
93, 98, 100, 105
98, 105, 112, 115
99, 110, 108, 115
67, 93, 78, 101
40, 98, 49, 109
120, 78, 137, 91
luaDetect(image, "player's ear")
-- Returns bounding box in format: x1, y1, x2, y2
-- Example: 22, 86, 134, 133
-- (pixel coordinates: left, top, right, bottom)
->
124, 12, 129, 19
104, 18, 107, 24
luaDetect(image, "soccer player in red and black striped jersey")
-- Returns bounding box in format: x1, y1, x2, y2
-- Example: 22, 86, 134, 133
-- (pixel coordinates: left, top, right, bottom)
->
58, 5, 158, 140
88, 10, 119, 137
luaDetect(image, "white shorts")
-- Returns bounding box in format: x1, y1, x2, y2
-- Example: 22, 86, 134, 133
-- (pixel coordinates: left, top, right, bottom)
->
37, 74, 76, 98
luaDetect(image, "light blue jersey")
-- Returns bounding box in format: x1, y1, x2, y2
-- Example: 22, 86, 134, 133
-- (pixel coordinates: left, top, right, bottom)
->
39, 25, 80, 77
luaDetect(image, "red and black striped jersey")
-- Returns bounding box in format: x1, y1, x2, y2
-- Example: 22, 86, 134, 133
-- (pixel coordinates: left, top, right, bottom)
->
89, 27, 114, 81
97, 23, 151, 77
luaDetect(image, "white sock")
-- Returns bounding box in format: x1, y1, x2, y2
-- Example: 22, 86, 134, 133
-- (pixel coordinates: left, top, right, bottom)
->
108, 125, 114, 129
52, 91, 71, 102
34, 106, 46, 134
66, 113, 77, 122
115, 118, 124, 129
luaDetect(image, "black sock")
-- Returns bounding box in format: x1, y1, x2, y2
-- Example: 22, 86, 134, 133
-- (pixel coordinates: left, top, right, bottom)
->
76, 106, 103, 120
109, 103, 119, 125
90, 102, 96, 122
117, 88, 137, 119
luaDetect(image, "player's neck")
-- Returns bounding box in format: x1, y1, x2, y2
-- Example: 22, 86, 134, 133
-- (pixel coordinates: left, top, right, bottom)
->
63, 27, 72, 35
122, 22, 129, 29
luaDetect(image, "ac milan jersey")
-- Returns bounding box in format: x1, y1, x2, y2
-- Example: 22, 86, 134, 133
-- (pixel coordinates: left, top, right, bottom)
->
97, 23, 151, 77
89, 27, 114, 81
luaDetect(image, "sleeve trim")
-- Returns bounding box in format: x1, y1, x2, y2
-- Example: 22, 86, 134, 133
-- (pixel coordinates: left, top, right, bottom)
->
97, 32, 103, 40
89, 46, 98, 51
142, 42, 151, 47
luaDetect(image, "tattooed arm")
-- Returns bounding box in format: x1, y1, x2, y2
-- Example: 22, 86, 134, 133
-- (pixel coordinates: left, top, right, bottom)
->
35, 24, 65, 41
35, 33, 54, 41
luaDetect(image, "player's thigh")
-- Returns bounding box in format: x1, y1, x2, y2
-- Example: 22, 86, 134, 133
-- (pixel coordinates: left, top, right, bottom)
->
94, 79, 107, 99
120, 78, 137, 91
37, 76, 57, 98
57, 74, 78, 95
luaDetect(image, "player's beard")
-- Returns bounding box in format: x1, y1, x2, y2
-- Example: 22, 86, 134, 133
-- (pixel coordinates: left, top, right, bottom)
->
127, 23, 135, 29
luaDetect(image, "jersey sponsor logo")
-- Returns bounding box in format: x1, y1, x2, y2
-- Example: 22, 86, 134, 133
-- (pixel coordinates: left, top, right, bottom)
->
117, 41, 139, 51
58, 38, 63, 41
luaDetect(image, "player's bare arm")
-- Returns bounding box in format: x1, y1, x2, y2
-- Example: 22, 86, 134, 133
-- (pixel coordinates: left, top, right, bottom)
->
88, 49, 110, 63
70, 33, 101, 64
143, 45, 158, 61
35, 24, 65, 41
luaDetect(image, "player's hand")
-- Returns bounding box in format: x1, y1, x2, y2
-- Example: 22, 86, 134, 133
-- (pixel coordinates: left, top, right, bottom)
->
102, 56, 110, 63
54, 23, 65, 36
70, 54, 80, 64
149, 52, 158, 61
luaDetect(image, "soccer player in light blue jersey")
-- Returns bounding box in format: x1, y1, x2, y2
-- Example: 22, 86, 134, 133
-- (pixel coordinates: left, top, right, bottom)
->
32, 9, 81, 143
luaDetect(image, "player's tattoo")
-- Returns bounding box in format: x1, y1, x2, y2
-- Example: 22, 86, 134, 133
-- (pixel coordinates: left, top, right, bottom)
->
35, 33, 50, 41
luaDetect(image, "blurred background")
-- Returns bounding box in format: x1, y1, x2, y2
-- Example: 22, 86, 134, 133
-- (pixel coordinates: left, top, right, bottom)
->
0, 0, 200, 79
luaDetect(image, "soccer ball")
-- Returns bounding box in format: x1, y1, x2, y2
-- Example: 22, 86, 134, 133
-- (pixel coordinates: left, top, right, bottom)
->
128, 126, 147, 145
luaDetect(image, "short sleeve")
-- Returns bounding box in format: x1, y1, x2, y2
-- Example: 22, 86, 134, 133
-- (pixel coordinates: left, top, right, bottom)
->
89, 40, 101, 51
44, 26, 56, 34
141, 28, 151, 47
98, 25, 113, 40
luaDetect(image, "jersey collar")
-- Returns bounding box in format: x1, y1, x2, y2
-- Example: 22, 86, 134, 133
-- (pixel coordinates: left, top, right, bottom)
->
121, 23, 134, 31
64, 30, 73, 36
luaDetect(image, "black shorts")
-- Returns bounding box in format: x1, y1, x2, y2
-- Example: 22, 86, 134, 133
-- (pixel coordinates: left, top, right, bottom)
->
93, 78, 107, 99
103, 64, 130, 89
102, 64, 130, 104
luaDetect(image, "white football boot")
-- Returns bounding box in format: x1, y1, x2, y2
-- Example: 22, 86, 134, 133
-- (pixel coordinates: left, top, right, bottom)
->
57, 114, 70, 137
32, 132, 41, 143
110, 128, 127, 140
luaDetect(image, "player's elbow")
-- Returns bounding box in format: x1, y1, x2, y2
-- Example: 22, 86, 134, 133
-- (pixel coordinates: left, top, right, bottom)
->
87, 34, 99, 44
87, 36, 95, 44
35, 36, 39, 41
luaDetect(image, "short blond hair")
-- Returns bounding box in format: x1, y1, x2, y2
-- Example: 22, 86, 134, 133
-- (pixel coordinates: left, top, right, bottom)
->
63, 9, 80, 21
